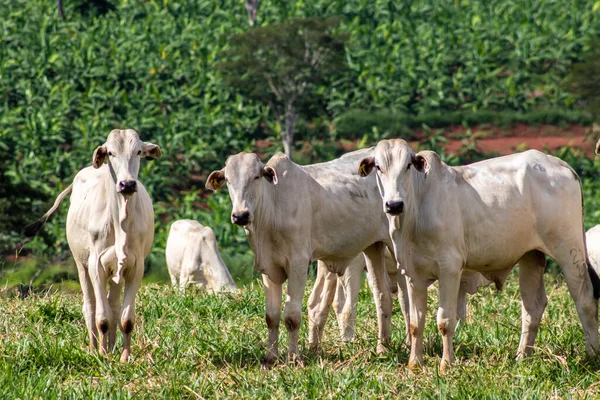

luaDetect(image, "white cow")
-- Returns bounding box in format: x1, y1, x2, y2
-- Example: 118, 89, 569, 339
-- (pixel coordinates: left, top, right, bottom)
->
22, 129, 161, 362
166, 219, 236, 292
358, 139, 600, 372
206, 150, 395, 367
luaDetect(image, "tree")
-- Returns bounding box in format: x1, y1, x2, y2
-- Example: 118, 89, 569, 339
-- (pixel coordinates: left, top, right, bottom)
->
217, 17, 349, 159
244, 0, 259, 27
565, 40, 600, 121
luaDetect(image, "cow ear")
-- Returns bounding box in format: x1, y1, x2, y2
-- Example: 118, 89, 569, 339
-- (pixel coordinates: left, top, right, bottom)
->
206, 170, 225, 191
142, 142, 162, 160
411, 154, 427, 173
595, 139, 600, 155
359, 157, 375, 177
92, 145, 107, 169
263, 165, 278, 185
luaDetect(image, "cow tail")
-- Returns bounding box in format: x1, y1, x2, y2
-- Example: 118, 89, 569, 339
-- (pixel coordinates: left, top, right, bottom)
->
21, 184, 73, 238
570, 166, 600, 300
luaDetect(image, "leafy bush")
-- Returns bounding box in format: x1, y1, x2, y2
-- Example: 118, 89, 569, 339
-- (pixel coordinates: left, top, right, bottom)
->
3, 0, 600, 285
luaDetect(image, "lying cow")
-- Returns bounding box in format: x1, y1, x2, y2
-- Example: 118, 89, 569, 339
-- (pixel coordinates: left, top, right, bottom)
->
22, 129, 161, 362
309, 249, 491, 346
166, 219, 236, 292
358, 139, 600, 372
206, 150, 395, 366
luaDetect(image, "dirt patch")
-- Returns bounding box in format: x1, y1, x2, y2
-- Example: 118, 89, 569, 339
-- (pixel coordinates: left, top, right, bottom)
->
426, 124, 595, 157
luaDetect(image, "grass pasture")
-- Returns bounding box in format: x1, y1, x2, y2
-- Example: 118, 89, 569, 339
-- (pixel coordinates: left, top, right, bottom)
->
2, 272, 600, 399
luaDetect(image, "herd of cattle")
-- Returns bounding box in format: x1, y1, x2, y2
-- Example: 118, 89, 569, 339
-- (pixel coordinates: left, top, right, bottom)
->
22, 128, 600, 371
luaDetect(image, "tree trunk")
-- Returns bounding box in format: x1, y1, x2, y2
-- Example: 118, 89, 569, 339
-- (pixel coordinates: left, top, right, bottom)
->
282, 107, 298, 159
245, 0, 259, 26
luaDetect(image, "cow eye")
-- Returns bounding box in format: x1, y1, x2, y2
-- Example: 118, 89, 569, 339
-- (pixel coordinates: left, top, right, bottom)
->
254, 176, 259, 180
108, 152, 113, 157
407, 164, 411, 171
375, 164, 381, 172
137, 150, 142, 156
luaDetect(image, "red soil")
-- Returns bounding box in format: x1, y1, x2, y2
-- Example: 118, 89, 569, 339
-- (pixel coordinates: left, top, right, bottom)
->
415, 123, 596, 158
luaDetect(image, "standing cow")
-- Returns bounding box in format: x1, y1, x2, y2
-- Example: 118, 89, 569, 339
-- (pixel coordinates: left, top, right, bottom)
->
22, 129, 161, 362
166, 219, 236, 292
206, 150, 395, 366
358, 139, 600, 372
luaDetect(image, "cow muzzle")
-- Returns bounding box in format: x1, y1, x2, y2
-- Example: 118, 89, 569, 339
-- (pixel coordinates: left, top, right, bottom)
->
385, 200, 404, 215
118, 180, 137, 196
232, 211, 250, 226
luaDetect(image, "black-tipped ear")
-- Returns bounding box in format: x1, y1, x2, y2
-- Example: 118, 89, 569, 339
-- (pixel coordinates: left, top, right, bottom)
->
359, 157, 375, 177
92, 146, 107, 169
206, 170, 225, 191
143, 142, 162, 160
263, 165, 278, 185
595, 139, 600, 156
411, 154, 427, 173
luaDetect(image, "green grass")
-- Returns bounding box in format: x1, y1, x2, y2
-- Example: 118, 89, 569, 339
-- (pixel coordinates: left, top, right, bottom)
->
1, 272, 599, 398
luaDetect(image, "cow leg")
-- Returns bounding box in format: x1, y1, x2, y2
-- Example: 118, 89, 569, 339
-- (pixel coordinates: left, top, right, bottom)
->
397, 273, 411, 346
457, 286, 468, 322
75, 259, 97, 352
407, 276, 428, 371
437, 267, 462, 374
363, 243, 392, 354
108, 279, 124, 352
338, 259, 362, 343
119, 260, 143, 363
89, 253, 111, 356
516, 250, 547, 359
263, 274, 283, 368
307, 261, 336, 350
553, 247, 599, 355
284, 260, 309, 364
169, 272, 178, 288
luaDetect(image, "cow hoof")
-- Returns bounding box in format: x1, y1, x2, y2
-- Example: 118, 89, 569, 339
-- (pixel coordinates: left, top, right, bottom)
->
120, 350, 131, 363
376, 343, 389, 355
407, 359, 422, 372
439, 360, 451, 375
287, 353, 305, 367
262, 356, 276, 370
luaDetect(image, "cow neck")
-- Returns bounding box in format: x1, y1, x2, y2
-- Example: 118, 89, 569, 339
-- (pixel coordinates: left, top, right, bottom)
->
246, 179, 277, 275
402, 167, 430, 242
107, 162, 137, 283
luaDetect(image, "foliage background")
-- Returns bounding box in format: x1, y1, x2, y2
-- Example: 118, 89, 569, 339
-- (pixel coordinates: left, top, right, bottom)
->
2, 0, 600, 286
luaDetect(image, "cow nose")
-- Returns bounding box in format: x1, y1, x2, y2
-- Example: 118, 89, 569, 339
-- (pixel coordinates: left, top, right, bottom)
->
232, 211, 250, 226
118, 180, 137, 195
385, 201, 404, 215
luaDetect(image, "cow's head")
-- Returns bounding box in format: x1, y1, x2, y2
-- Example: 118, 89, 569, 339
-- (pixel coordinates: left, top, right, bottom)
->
92, 129, 161, 196
206, 153, 278, 226
358, 139, 427, 216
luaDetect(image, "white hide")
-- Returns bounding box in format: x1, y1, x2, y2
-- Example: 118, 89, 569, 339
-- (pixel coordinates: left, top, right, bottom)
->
22, 129, 161, 363
359, 139, 599, 372
207, 149, 395, 367
166, 219, 236, 292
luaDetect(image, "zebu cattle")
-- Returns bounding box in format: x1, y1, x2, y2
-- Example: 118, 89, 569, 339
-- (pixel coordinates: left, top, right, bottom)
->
206, 150, 395, 366
166, 219, 236, 292
22, 129, 161, 362
358, 139, 600, 372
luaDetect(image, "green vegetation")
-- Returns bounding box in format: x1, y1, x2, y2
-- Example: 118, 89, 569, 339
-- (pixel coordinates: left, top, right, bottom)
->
2, 0, 600, 288
217, 16, 349, 158
2, 275, 600, 398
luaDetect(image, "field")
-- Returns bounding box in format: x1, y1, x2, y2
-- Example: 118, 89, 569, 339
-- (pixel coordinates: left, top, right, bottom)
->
2, 271, 600, 398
